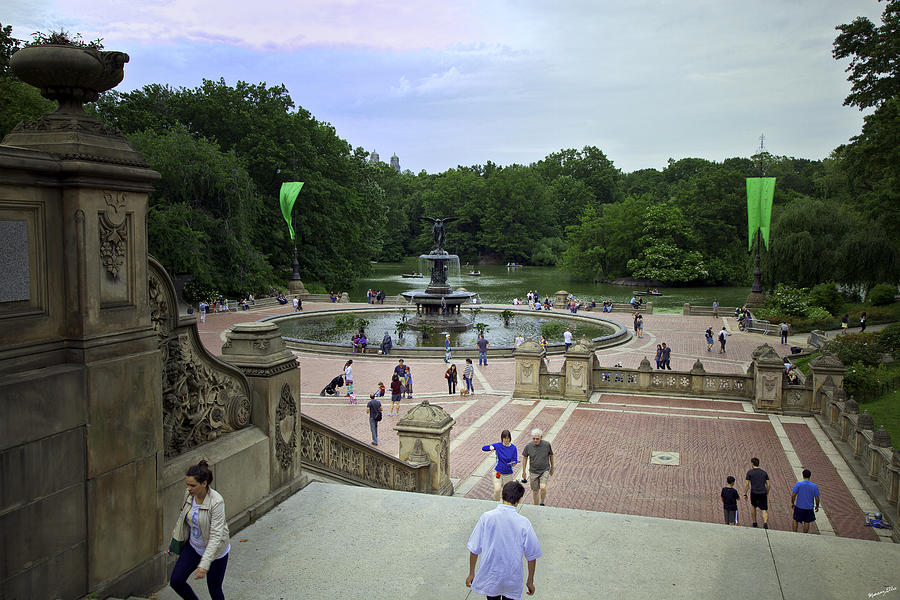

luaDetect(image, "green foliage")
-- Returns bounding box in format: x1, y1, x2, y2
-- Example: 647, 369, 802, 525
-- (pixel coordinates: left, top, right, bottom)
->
804, 305, 833, 321
395, 321, 409, 337
355, 318, 370, 333
763, 284, 810, 317
808, 282, 843, 316
868, 283, 897, 306
877, 322, 900, 358
333, 313, 359, 332
474, 322, 490, 337
843, 362, 885, 399
304, 282, 327, 294
626, 201, 708, 284
540, 320, 566, 340
28, 29, 103, 49
0, 24, 56, 137
182, 279, 220, 303
500, 310, 515, 326
857, 387, 900, 447
824, 332, 884, 367
419, 323, 435, 340
832, 0, 900, 110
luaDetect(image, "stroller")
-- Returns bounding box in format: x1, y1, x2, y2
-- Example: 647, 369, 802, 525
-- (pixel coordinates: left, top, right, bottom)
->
320, 374, 345, 396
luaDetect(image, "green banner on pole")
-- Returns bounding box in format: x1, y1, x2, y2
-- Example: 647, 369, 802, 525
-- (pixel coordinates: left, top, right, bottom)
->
279, 182, 304, 241
746, 177, 775, 251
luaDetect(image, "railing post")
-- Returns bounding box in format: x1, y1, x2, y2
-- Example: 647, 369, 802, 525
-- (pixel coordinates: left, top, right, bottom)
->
752, 344, 784, 413
395, 400, 456, 495
809, 353, 845, 413
563, 339, 593, 401
690, 359, 705, 395
514, 341, 544, 398
638, 357, 652, 391
221, 322, 301, 492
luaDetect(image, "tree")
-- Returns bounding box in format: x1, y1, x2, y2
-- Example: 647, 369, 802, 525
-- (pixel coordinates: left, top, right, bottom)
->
832, 0, 900, 110
0, 24, 55, 137
626, 202, 708, 284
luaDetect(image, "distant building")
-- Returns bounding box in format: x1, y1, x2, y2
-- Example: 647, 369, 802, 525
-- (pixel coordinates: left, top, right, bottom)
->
390, 153, 400, 172
369, 149, 380, 163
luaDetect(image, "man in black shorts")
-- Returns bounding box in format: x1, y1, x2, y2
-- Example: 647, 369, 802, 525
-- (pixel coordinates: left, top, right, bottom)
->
743, 457, 770, 528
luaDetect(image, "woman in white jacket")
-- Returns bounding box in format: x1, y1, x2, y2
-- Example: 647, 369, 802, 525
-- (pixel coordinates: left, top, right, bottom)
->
169, 460, 231, 600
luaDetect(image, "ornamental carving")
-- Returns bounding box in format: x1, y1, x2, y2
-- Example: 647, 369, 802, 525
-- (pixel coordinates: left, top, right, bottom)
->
275, 383, 298, 469
149, 256, 253, 459
99, 191, 128, 278
569, 362, 585, 387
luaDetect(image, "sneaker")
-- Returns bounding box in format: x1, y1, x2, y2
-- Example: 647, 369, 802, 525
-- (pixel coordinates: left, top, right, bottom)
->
752, 522, 758, 528
763, 524, 769, 529
539, 503, 545, 506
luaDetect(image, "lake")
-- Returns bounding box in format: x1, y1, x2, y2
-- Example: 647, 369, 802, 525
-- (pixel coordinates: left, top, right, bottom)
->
350, 258, 750, 314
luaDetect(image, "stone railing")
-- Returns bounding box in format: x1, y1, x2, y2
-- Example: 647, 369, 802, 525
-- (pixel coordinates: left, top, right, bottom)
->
299, 413, 430, 492
592, 361, 753, 399
819, 387, 899, 542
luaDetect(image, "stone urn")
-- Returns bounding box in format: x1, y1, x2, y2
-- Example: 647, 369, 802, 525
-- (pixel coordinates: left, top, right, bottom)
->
9, 45, 129, 112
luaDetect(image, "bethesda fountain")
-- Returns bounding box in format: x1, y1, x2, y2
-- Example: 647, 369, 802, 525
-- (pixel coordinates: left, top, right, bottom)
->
401, 217, 476, 331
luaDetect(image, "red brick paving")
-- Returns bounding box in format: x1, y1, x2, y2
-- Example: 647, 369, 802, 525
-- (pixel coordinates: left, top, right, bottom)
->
582, 405, 770, 420
783, 423, 877, 540
194, 302, 879, 541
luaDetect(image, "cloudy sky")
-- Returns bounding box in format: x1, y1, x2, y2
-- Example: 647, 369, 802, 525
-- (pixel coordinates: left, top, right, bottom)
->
6, 0, 882, 174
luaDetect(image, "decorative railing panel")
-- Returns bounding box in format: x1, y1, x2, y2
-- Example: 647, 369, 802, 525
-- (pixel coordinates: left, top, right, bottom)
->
149, 256, 252, 459
300, 414, 425, 492
594, 368, 640, 389
702, 375, 750, 397
539, 372, 566, 398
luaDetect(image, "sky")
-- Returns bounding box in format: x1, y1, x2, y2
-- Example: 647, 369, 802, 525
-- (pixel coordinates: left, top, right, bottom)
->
5, 0, 884, 174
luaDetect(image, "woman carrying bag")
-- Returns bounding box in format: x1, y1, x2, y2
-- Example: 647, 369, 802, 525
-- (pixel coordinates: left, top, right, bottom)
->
169, 460, 231, 600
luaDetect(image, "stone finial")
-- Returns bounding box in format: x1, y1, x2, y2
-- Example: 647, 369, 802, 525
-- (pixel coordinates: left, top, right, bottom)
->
809, 352, 844, 370
568, 338, 593, 354
843, 398, 859, 414
857, 411, 875, 431
690, 359, 705, 374
396, 400, 454, 430
515, 340, 542, 354
873, 426, 891, 448
832, 387, 846, 402
752, 344, 783, 366
638, 357, 652, 371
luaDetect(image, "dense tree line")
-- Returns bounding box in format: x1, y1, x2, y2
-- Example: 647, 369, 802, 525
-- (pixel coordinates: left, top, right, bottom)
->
1, 2, 897, 293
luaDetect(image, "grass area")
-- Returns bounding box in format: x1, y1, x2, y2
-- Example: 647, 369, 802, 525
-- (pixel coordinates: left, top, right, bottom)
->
859, 389, 900, 446
792, 353, 818, 376
756, 301, 900, 334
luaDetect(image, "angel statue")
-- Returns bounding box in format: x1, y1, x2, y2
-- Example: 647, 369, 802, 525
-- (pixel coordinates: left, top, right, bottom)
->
421, 217, 458, 252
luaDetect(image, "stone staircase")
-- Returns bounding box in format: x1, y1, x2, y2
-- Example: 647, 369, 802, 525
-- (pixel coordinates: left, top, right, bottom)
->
148, 482, 899, 600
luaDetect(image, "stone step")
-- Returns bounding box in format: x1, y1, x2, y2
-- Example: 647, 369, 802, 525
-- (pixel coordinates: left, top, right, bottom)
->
150, 481, 900, 600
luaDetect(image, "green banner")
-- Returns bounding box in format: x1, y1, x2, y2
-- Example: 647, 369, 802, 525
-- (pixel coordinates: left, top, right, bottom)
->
746, 177, 775, 251
279, 182, 304, 241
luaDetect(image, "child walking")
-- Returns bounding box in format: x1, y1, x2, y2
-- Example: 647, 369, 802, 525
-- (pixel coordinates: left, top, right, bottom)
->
722, 476, 740, 525
389, 374, 402, 416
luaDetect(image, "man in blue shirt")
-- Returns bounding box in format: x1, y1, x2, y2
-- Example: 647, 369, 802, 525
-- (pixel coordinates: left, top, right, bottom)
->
791, 469, 821, 533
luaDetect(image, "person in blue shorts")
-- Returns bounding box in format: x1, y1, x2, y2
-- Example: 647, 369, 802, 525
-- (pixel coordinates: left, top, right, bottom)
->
791, 469, 820, 533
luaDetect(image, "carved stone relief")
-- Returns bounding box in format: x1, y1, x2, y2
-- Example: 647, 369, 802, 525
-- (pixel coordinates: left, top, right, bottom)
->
275, 383, 298, 469
99, 191, 128, 278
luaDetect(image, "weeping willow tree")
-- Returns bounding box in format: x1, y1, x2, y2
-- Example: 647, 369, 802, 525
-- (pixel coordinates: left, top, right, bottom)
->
763, 197, 898, 289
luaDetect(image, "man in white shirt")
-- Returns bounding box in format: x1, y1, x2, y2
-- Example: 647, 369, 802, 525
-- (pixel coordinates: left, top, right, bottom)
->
563, 328, 573, 351
466, 481, 542, 599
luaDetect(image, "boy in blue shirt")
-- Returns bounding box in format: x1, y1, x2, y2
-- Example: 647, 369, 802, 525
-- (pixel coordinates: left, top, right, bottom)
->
791, 469, 820, 533
482, 430, 518, 502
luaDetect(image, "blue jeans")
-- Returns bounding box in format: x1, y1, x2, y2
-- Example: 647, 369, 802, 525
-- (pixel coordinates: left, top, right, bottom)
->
478, 350, 487, 365
464, 375, 474, 392
170, 543, 228, 600
781, 331, 788, 344
369, 418, 378, 444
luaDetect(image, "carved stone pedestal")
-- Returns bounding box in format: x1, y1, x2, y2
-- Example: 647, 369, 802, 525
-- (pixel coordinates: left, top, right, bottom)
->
752, 344, 784, 413
395, 401, 455, 495
221, 322, 302, 491
564, 339, 595, 400
514, 340, 544, 398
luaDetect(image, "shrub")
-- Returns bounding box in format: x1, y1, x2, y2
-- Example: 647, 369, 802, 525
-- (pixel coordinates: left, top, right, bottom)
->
823, 332, 884, 367
868, 283, 897, 306
878, 322, 900, 359
333, 313, 358, 332
763, 284, 809, 317
540, 320, 566, 340
803, 306, 832, 321
183, 279, 219, 303
808, 282, 843, 316
842, 362, 884, 400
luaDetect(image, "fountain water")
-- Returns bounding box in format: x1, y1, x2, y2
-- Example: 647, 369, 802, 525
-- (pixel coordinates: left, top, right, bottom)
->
402, 218, 476, 331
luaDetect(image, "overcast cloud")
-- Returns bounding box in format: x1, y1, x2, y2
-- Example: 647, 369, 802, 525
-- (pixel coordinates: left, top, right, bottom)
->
5, 0, 883, 173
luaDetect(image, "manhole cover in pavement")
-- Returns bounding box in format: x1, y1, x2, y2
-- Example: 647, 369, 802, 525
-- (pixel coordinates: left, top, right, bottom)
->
650, 450, 680, 466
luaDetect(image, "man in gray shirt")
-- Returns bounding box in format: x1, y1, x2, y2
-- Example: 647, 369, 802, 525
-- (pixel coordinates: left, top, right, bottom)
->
476, 334, 489, 366
521, 428, 555, 506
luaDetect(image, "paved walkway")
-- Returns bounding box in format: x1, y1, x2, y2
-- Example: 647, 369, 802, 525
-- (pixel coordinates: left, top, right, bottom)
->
195, 302, 890, 542
154, 483, 900, 600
